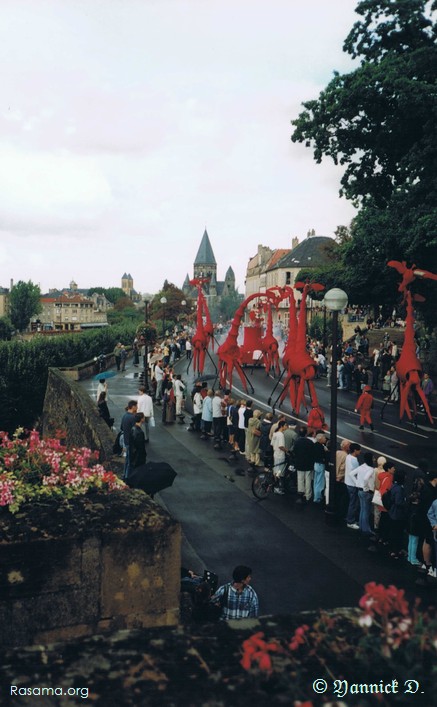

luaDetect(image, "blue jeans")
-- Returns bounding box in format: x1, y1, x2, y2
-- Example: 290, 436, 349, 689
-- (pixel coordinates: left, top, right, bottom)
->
124, 446, 131, 479
408, 535, 419, 564
313, 463, 325, 502
358, 490, 373, 534
346, 485, 359, 524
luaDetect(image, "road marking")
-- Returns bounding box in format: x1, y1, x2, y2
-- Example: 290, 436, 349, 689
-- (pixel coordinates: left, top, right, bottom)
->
343, 421, 407, 446
378, 420, 429, 438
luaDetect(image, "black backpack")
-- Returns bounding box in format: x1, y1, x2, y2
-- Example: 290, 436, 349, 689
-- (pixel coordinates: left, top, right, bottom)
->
113, 430, 124, 456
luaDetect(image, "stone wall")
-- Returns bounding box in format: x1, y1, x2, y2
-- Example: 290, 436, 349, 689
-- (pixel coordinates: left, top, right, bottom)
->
0, 490, 181, 648
42, 368, 115, 462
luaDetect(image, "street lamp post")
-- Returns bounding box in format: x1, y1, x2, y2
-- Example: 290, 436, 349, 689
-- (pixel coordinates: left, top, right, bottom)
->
143, 295, 152, 392
160, 296, 167, 338
324, 288, 348, 524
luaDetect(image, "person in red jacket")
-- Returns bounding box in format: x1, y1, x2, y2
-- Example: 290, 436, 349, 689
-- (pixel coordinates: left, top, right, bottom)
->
355, 385, 374, 431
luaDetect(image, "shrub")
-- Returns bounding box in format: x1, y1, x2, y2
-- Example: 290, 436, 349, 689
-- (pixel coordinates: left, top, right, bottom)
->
240, 583, 436, 705
0, 429, 125, 513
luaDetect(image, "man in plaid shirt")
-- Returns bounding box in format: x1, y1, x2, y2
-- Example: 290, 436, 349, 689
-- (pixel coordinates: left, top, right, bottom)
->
210, 565, 259, 620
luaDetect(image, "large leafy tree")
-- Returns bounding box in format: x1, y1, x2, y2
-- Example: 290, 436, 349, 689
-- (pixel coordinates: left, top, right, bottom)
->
87, 287, 126, 304
291, 0, 437, 321
9, 281, 42, 332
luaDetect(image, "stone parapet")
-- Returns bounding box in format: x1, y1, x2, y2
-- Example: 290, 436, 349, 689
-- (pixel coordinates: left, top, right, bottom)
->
0, 490, 181, 648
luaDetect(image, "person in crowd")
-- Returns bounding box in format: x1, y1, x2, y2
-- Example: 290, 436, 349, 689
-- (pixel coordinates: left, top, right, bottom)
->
336, 439, 350, 483
132, 339, 140, 367
377, 461, 396, 546
390, 367, 399, 402
96, 377, 107, 402
113, 342, 122, 371
283, 421, 298, 454
173, 374, 186, 422
162, 371, 176, 424
313, 433, 328, 504
120, 345, 128, 372
129, 412, 147, 472
259, 412, 274, 468
294, 426, 315, 504
243, 400, 254, 462
350, 452, 375, 536
386, 470, 408, 559
355, 385, 375, 431
210, 565, 259, 621
121, 400, 138, 479
427, 497, 437, 578
136, 386, 153, 441
97, 391, 113, 428
247, 409, 263, 468
154, 360, 164, 404
200, 389, 214, 439
271, 419, 288, 494
192, 383, 203, 433
345, 443, 362, 529
415, 470, 437, 578
212, 390, 226, 446
185, 338, 192, 361
421, 372, 434, 409
227, 398, 239, 459
371, 456, 387, 532
237, 400, 247, 455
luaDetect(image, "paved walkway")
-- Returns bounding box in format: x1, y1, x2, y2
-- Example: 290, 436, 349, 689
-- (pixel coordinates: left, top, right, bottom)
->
81, 358, 435, 615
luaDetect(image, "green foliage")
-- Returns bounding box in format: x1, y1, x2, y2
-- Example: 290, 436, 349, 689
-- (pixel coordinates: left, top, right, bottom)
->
291, 0, 437, 326
9, 281, 42, 332
149, 281, 191, 327
217, 289, 244, 321
0, 323, 138, 433
0, 317, 13, 341
87, 287, 126, 304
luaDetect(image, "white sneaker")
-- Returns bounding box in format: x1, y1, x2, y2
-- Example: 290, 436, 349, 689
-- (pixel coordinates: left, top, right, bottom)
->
428, 567, 436, 577
273, 487, 285, 495
347, 523, 359, 530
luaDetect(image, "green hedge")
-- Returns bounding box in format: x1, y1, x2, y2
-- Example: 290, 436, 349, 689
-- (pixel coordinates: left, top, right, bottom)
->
0, 324, 138, 433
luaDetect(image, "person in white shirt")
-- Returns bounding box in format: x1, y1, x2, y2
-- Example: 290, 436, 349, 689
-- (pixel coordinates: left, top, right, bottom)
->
350, 452, 375, 535
96, 378, 108, 402
271, 420, 288, 494
345, 443, 362, 529
173, 374, 186, 420
154, 361, 164, 404
212, 390, 226, 445
136, 386, 154, 441
192, 387, 203, 432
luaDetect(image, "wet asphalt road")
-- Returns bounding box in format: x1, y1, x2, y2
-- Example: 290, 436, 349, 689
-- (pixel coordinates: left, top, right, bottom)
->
81, 353, 436, 615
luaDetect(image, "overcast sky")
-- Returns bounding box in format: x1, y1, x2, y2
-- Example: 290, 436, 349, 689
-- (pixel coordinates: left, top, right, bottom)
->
1, 0, 360, 296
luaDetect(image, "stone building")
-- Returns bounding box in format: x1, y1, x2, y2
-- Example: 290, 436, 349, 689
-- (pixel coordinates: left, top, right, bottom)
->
37, 281, 111, 331
245, 232, 337, 328
121, 273, 141, 302
0, 285, 10, 318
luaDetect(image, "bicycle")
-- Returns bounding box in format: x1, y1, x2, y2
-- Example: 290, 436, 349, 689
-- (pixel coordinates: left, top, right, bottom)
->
251, 456, 297, 500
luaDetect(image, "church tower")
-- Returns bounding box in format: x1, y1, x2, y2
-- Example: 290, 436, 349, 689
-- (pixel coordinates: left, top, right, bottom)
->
193, 229, 217, 282
121, 273, 134, 297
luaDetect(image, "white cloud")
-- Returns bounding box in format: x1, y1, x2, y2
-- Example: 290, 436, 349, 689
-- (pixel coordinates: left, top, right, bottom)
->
0, 0, 360, 293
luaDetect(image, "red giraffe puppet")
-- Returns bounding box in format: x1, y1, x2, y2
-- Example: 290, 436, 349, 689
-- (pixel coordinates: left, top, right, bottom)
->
387, 260, 437, 425
271, 282, 325, 420
218, 291, 277, 392
189, 278, 214, 375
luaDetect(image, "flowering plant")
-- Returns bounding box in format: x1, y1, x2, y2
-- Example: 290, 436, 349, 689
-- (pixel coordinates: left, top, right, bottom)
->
0, 429, 125, 513
240, 583, 436, 704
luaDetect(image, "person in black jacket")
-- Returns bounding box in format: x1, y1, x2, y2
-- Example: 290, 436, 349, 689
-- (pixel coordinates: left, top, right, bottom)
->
294, 427, 316, 503
97, 391, 113, 428
387, 469, 408, 559
129, 413, 147, 471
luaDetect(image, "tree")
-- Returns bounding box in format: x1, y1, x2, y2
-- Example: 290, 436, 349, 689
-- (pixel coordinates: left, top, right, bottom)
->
87, 287, 126, 304
292, 0, 437, 206
149, 281, 190, 325
291, 0, 437, 324
0, 317, 13, 341
9, 281, 42, 332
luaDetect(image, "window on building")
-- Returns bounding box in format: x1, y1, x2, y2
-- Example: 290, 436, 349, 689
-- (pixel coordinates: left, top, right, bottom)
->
285, 271, 291, 285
